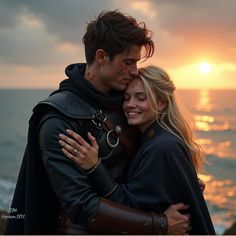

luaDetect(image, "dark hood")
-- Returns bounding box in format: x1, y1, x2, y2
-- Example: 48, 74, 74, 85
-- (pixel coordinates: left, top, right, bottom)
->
51, 63, 123, 110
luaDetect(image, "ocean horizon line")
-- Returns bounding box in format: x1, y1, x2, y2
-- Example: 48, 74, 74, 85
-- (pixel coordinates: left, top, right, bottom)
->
0, 87, 236, 91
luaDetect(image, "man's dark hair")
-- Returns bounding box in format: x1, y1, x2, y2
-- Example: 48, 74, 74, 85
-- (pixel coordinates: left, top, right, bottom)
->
83, 10, 154, 65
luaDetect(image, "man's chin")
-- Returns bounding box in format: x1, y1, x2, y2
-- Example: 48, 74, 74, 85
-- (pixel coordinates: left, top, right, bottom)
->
115, 84, 128, 91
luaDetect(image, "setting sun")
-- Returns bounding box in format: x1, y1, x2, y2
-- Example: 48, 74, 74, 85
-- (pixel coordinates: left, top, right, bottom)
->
198, 62, 211, 74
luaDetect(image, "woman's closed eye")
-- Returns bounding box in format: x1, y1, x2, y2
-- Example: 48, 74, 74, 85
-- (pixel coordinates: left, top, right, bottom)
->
137, 94, 147, 101
123, 93, 147, 101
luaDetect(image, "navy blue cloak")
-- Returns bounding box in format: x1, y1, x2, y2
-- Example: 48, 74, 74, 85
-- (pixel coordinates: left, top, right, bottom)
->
104, 123, 216, 234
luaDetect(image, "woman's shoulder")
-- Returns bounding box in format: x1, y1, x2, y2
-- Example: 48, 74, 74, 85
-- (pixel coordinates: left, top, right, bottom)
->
151, 128, 183, 148
141, 129, 187, 160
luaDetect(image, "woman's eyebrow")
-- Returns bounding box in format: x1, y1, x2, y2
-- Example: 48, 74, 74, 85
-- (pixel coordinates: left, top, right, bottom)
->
135, 92, 146, 96
123, 92, 146, 96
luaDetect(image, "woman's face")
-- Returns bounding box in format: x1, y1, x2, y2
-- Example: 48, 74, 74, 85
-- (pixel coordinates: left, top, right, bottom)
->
122, 78, 157, 132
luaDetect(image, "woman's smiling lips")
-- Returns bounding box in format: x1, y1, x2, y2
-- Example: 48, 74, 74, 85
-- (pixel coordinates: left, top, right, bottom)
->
125, 111, 141, 118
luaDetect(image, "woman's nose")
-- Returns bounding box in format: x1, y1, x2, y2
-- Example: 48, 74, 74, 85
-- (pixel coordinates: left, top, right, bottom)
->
126, 98, 137, 108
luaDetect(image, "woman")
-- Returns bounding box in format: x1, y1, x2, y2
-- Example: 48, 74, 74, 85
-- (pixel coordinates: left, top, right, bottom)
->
59, 65, 215, 234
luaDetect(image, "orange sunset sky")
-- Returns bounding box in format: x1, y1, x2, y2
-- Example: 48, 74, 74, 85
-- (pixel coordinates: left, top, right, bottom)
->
0, 0, 236, 89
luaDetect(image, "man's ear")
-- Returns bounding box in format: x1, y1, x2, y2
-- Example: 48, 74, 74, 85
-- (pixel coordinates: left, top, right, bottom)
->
95, 49, 107, 65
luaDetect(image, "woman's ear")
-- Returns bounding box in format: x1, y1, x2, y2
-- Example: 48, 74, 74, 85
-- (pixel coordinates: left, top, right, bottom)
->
158, 100, 167, 112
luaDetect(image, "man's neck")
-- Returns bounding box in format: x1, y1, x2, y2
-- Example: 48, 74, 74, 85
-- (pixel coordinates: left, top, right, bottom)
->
84, 64, 96, 81
84, 64, 110, 94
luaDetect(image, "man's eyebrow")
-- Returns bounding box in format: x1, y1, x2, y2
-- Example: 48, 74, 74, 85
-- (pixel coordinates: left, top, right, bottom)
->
124, 58, 138, 62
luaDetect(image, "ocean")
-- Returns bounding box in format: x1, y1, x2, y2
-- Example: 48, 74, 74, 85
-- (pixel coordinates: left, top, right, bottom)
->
0, 89, 236, 234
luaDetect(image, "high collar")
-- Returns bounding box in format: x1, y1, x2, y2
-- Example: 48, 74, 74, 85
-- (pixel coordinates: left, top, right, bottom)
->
140, 121, 163, 144
51, 63, 123, 110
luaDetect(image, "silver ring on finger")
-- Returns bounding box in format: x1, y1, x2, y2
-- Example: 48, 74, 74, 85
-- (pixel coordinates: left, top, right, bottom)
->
74, 148, 79, 155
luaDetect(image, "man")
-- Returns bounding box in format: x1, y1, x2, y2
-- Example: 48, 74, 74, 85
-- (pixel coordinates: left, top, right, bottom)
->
5, 10, 190, 234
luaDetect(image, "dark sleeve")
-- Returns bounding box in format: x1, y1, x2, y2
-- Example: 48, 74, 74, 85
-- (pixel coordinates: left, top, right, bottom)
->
38, 116, 100, 226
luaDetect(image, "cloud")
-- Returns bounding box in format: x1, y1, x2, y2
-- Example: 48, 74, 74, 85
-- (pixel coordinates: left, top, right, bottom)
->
0, 1, 21, 28
149, 0, 236, 64
0, 0, 236, 88
0, 0, 117, 66
1, 0, 236, 66
154, 0, 236, 34
0, 0, 117, 42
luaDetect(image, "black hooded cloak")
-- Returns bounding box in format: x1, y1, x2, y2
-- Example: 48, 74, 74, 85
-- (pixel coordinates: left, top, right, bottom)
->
4, 63, 132, 234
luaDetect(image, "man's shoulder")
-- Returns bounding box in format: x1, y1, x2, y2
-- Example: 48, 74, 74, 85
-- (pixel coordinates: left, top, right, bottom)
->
35, 90, 96, 119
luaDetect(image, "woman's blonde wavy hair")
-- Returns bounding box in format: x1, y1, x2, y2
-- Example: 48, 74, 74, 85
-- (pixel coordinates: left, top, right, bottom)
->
138, 65, 204, 172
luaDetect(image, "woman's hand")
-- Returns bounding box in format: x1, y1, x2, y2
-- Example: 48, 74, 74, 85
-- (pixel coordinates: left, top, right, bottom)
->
59, 129, 99, 170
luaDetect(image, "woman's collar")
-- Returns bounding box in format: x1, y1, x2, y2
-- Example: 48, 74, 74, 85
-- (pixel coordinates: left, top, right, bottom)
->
140, 121, 162, 144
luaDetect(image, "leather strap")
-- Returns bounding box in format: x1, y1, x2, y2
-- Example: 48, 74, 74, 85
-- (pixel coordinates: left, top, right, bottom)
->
102, 115, 138, 158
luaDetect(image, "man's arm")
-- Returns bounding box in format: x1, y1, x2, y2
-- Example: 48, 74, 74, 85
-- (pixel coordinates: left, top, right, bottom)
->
88, 198, 190, 235
39, 116, 100, 225
39, 116, 189, 234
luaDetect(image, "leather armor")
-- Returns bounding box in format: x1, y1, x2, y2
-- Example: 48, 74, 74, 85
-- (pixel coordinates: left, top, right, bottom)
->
35, 90, 168, 234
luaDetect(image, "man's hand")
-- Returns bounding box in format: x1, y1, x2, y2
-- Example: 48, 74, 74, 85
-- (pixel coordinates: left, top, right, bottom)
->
164, 203, 191, 235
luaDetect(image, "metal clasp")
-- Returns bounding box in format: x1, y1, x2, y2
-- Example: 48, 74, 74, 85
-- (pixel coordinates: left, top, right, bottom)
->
92, 110, 122, 149
106, 125, 122, 148
92, 109, 107, 129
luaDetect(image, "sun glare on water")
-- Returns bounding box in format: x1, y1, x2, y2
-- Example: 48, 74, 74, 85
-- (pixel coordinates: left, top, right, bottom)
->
198, 62, 211, 74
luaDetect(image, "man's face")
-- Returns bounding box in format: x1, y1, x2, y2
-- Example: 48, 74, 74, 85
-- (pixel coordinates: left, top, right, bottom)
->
98, 45, 141, 93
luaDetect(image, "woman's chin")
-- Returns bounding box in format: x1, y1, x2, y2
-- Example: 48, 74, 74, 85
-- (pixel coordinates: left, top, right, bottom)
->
127, 120, 139, 126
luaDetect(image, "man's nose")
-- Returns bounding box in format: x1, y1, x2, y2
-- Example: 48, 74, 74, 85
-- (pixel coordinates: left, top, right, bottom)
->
129, 65, 138, 77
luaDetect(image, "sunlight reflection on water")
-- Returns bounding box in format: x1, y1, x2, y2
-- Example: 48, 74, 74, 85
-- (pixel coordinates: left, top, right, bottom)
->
194, 115, 230, 132
179, 89, 236, 234
197, 138, 235, 159
199, 173, 236, 234
196, 90, 213, 112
